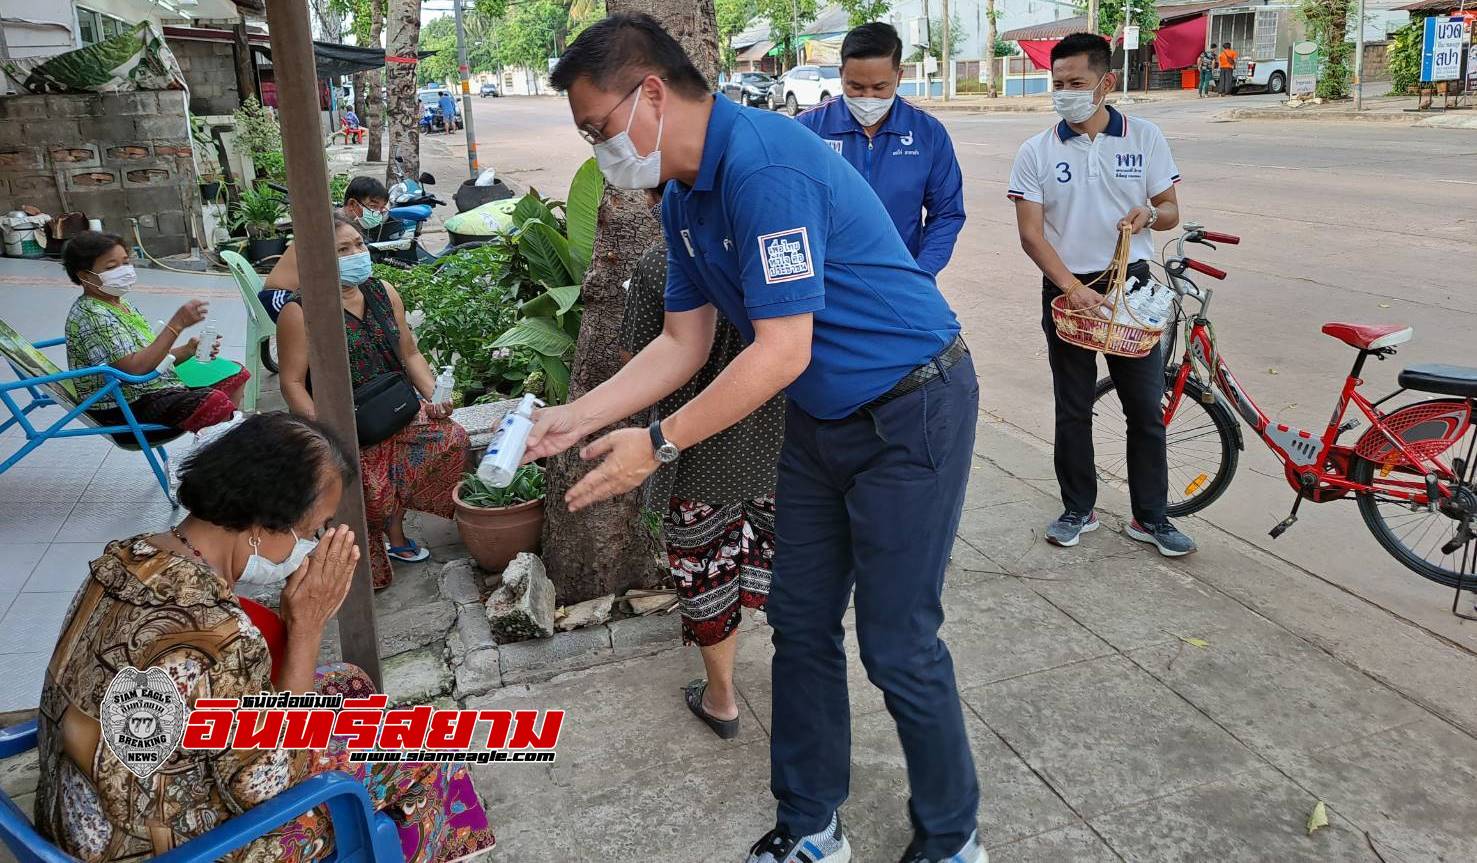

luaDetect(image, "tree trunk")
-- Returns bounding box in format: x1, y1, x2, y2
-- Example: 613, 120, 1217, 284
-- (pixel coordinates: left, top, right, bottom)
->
384, 0, 421, 181
366, 1, 386, 162
985, 0, 997, 97
539, 0, 719, 605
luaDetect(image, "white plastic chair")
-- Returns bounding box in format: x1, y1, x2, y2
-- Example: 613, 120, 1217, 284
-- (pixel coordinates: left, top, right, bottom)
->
220, 250, 275, 412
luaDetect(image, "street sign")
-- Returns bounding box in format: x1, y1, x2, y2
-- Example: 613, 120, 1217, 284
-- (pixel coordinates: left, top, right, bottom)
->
1123, 25, 1140, 45
924, 55, 938, 75
1420, 16, 1465, 82
1291, 40, 1319, 96
1468, 43, 1477, 91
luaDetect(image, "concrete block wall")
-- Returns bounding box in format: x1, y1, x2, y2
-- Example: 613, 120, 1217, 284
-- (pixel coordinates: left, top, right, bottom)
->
0, 90, 198, 256
169, 38, 243, 117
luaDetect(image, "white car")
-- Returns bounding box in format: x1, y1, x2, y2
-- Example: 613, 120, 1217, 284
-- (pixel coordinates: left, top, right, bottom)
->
1234, 57, 1288, 94
768, 65, 841, 115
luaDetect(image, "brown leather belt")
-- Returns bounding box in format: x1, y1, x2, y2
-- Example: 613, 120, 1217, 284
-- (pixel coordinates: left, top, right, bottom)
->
864, 335, 969, 411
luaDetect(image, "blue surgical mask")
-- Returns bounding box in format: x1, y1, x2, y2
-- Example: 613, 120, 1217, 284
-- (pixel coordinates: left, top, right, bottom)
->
338, 251, 372, 286
359, 209, 385, 229
238, 530, 318, 586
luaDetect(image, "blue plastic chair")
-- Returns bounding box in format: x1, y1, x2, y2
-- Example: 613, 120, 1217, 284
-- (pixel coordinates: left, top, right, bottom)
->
0, 318, 179, 506
0, 720, 405, 863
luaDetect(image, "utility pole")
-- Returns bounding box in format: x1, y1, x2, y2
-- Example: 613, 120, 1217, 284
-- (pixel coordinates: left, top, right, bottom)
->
922, 0, 932, 97
1121, 0, 1132, 95
941, 0, 951, 101
792, 0, 801, 66
1087, 0, 1099, 34
454, 0, 479, 177
1353, 0, 1367, 110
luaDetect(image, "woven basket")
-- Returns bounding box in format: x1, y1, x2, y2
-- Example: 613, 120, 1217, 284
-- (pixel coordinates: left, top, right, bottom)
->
1050, 225, 1163, 359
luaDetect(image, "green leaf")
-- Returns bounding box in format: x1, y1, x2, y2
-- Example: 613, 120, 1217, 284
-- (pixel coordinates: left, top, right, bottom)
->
565, 158, 604, 278
538, 352, 570, 404
517, 220, 576, 289
491, 317, 574, 357
519, 284, 581, 318
512, 194, 556, 230
1306, 801, 1328, 835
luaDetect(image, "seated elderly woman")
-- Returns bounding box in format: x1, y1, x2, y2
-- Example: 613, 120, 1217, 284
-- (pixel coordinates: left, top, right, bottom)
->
34, 412, 496, 862
276, 216, 468, 588
62, 230, 247, 438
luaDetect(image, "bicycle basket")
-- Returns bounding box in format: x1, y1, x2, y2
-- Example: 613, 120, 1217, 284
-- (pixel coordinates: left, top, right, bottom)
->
1050, 225, 1164, 359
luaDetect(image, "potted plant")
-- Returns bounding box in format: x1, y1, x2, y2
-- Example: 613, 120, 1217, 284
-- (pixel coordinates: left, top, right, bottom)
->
453, 464, 545, 572
230, 184, 289, 264
192, 117, 226, 203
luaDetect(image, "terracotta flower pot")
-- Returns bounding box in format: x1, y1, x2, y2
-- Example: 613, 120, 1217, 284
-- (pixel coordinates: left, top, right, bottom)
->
453, 483, 545, 573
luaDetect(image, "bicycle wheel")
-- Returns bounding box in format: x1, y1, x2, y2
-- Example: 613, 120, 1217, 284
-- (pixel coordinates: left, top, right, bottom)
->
1092, 372, 1240, 517
1353, 408, 1477, 589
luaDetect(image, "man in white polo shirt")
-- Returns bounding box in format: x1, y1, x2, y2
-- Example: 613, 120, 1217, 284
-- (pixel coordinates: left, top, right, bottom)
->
1008, 32, 1195, 557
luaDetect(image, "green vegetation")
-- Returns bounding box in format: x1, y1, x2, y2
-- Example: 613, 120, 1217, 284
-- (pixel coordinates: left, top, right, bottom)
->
460, 464, 545, 507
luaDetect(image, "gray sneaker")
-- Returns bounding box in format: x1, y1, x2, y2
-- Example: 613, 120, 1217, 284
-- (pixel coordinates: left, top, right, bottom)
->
747, 813, 852, 863
898, 830, 988, 863
1045, 510, 1099, 547
1126, 519, 1198, 557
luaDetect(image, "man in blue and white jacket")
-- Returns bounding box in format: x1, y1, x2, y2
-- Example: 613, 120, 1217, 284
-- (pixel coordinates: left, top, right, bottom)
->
796, 22, 965, 277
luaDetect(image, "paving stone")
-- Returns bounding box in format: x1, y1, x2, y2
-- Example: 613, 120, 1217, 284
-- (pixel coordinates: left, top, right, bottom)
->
403, 511, 461, 553
1127, 622, 1427, 763
621, 591, 676, 615
496, 625, 613, 685
453, 647, 501, 698
956, 498, 1141, 575
608, 612, 681, 653
486, 553, 556, 642
962, 456, 1041, 511
946, 537, 1008, 579
963, 655, 1262, 818
845, 710, 1078, 859
1281, 717, 1477, 863
555, 594, 614, 632
1090, 765, 1376, 862
439, 558, 484, 605
477, 738, 772, 863
377, 600, 456, 658
375, 558, 443, 608
455, 604, 498, 654
382, 647, 452, 705
985, 823, 1120, 860
1029, 554, 1266, 652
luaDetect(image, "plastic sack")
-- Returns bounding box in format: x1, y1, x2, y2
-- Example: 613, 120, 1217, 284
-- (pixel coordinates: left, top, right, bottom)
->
2, 22, 186, 94
443, 198, 520, 237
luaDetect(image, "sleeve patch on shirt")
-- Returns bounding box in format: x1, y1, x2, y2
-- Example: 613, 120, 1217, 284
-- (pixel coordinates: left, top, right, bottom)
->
757, 227, 815, 284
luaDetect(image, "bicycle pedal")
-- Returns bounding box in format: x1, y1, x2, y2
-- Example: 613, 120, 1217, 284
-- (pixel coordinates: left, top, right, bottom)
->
1268, 515, 1298, 539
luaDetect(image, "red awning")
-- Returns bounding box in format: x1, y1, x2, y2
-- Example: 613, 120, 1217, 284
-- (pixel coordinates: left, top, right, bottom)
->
1018, 39, 1059, 72
1153, 14, 1208, 71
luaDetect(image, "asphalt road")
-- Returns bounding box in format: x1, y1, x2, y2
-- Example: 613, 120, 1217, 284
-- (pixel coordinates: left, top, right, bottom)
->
437, 93, 1477, 650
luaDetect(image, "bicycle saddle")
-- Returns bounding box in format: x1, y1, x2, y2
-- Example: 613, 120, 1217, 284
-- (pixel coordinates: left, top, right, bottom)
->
1398, 364, 1477, 399
1321, 322, 1413, 351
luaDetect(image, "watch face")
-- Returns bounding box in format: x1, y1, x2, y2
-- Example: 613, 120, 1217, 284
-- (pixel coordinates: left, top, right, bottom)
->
657, 443, 680, 464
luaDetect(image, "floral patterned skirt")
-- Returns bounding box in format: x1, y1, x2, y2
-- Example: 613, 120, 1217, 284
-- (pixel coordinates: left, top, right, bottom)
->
260, 663, 496, 863
360, 408, 469, 588
664, 497, 775, 647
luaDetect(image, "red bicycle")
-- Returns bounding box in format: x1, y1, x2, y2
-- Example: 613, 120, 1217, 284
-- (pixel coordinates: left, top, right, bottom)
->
1092, 223, 1477, 607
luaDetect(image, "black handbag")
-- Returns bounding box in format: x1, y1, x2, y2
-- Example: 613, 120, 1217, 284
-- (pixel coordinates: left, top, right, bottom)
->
352, 282, 421, 446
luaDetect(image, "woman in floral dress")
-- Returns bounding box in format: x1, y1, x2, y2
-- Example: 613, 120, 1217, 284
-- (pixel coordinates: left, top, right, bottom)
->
35, 413, 495, 862
276, 216, 469, 588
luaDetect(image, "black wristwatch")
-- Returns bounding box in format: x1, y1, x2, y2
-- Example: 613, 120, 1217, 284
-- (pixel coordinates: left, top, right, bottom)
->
649, 420, 680, 464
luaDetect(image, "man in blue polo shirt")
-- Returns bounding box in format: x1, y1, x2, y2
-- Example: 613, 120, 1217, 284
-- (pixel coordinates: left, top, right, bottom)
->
529, 14, 984, 863
796, 22, 965, 276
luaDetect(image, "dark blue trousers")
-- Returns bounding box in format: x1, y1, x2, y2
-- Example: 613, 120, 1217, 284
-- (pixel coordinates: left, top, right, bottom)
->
768, 352, 980, 858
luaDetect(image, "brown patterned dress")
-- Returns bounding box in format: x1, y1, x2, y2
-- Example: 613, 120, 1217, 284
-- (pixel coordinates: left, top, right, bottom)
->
34, 537, 495, 862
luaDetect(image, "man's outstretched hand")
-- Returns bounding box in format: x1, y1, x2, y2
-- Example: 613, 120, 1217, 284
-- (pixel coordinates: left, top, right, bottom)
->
563, 427, 658, 512
523, 404, 585, 463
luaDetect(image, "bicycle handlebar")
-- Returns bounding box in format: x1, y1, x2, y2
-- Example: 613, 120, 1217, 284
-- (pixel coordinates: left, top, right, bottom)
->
1184, 258, 1227, 280
1200, 230, 1240, 245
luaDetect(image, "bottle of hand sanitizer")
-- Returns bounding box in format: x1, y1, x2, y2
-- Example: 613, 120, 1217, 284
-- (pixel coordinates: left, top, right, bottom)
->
194, 320, 217, 363
477, 393, 543, 487
431, 365, 455, 405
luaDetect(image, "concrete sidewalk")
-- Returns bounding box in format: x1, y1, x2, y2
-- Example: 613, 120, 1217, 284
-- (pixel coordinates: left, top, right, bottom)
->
470, 416, 1477, 862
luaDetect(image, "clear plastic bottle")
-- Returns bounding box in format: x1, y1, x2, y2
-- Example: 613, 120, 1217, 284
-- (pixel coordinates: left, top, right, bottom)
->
194, 320, 217, 362
431, 365, 455, 405
476, 393, 543, 487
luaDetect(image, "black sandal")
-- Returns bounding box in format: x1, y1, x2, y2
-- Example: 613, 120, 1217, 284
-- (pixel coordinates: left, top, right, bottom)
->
683, 678, 740, 740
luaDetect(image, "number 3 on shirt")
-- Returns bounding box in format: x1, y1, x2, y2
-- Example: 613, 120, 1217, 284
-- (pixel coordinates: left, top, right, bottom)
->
1055, 161, 1072, 183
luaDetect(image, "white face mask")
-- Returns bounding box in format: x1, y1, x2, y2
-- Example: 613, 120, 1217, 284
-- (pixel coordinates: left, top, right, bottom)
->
593, 88, 663, 191
92, 264, 138, 297
238, 530, 318, 586
1052, 79, 1105, 125
844, 94, 895, 128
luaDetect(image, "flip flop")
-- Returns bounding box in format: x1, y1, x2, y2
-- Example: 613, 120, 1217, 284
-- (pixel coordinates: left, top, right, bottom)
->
683, 678, 740, 740
386, 538, 431, 562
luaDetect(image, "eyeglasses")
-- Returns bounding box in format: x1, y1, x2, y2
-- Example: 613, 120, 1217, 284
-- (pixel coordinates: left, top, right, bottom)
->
578, 80, 645, 145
